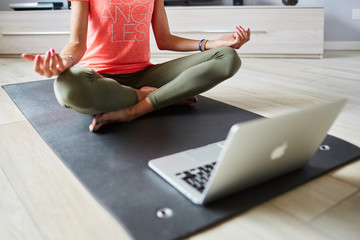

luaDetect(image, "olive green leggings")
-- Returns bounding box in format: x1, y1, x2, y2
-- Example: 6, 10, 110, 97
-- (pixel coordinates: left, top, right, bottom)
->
54, 47, 241, 115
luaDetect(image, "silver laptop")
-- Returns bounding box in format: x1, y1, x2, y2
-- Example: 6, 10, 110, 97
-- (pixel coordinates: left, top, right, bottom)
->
148, 99, 346, 205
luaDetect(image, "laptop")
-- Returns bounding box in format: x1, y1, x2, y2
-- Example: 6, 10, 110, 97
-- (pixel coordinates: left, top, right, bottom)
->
148, 99, 346, 205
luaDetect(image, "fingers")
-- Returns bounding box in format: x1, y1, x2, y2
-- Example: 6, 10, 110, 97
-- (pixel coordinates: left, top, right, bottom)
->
34, 55, 44, 75
236, 26, 246, 39
43, 50, 52, 77
21, 53, 36, 61
236, 26, 248, 41
55, 53, 66, 72
49, 49, 60, 76
27, 48, 67, 77
247, 27, 251, 41
234, 26, 250, 49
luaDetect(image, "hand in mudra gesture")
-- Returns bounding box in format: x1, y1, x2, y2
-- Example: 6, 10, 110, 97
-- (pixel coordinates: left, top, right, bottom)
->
22, 48, 72, 78
208, 26, 250, 50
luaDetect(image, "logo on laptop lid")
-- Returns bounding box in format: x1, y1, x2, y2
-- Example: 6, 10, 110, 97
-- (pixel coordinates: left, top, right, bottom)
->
271, 142, 288, 160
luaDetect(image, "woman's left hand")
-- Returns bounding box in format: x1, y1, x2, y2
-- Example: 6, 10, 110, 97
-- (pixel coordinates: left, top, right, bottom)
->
207, 26, 251, 50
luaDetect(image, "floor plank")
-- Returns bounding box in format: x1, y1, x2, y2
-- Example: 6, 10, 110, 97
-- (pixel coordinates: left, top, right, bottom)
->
327, 106, 360, 146
1, 51, 359, 239
0, 58, 47, 86
271, 175, 358, 221
331, 159, 360, 188
0, 121, 131, 240
189, 203, 331, 240
311, 191, 360, 240
0, 166, 43, 240
0, 87, 26, 125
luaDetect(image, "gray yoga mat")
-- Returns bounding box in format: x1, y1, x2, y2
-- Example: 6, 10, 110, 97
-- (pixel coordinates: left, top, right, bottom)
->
3, 79, 360, 240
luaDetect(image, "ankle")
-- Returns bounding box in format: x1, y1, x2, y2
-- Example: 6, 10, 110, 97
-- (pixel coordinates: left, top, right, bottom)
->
136, 87, 157, 102
135, 89, 146, 102
129, 97, 154, 121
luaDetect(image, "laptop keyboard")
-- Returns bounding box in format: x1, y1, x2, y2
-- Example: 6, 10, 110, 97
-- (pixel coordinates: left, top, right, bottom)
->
175, 162, 217, 193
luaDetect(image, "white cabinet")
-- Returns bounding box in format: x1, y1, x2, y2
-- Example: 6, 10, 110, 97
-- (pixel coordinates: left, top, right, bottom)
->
152, 6, 324, 58
0, 6, 324, 58
0, 10, 70, 56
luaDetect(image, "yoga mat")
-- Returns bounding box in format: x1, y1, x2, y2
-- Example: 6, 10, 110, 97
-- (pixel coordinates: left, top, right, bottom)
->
3, 79, 360, 240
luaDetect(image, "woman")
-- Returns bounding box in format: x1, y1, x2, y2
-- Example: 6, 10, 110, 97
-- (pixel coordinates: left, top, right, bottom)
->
22, 0, 250, 132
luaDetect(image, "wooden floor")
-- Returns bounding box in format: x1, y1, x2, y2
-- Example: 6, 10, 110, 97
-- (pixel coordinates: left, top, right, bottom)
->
0, 51, 359, 240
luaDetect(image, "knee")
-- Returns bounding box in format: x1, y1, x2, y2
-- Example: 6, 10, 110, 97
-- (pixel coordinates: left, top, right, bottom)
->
54, 68, 95, 110
218, 47, 241, 79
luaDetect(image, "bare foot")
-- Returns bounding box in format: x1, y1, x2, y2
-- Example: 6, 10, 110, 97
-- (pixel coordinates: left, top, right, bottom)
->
89, 104, 138, 132
89, 86, 198, 132
89, 86, 156, 132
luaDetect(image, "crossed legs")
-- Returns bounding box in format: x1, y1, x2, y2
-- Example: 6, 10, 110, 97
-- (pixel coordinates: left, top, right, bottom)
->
54, 47, 241, 132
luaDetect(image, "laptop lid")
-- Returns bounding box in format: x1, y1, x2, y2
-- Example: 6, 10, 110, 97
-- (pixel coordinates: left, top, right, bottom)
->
201, 98, 347, 204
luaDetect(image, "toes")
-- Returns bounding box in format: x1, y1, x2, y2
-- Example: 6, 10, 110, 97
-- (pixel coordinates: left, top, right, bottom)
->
89, 123, 95, 132
89, 121, 98, 132
89, 114, 103, 132
89, 121, 105, 132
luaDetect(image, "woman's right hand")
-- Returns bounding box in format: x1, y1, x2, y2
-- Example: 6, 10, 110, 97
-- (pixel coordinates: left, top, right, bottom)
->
22, 48, 71, 78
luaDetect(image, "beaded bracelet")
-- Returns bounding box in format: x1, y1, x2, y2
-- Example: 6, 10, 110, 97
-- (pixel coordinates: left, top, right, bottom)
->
203, 39, 208, 51
199, 39, 209, 52
199, 39, 205, 51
